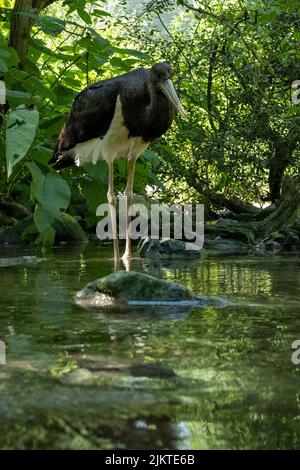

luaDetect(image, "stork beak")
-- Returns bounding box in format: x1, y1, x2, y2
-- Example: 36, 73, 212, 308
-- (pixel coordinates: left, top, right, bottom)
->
161, 79, 187, 118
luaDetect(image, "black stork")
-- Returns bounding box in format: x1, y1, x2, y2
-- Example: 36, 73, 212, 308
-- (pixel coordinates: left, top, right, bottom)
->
50, 62, 186, 263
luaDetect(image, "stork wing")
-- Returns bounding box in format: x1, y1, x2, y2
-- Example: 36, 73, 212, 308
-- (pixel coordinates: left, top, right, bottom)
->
49, 79, 120, 168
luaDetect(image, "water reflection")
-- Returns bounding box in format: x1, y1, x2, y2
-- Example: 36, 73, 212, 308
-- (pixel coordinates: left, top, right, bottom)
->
0, 243, 300, 449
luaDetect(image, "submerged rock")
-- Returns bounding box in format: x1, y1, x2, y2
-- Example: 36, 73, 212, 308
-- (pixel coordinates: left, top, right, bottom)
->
0, 256, 43, 268
0, 216, 34, 244
204, 236, 248, 255
75, 270, 193, 308
138, 238, 202, 259
75, 270, 232, 310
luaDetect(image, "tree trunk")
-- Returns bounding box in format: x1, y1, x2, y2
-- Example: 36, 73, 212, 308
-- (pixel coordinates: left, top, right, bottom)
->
9, 0, 56, 66
9, 0, 35, 67
268, 140, 292, 203
257, 174, 300, 239
208, 192, 259, 214
204, 174, 300, 246
0, 0, 56, 128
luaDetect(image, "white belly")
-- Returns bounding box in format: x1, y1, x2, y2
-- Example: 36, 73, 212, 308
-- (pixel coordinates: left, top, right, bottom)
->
72, 95, 149, 166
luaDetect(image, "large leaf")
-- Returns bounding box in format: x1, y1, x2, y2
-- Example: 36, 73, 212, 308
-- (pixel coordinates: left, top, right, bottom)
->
5, 89, 31, 100
6, 106, 39, 178
0, 35, 19, 69
85, 161, 108, 182
143, 149, 161, 168
27, 162, 71, 216
52, 84, 77, 106
34, 203, 54, 232
93, 9, 111, 18
36, 16, 66, 35
27, 163, 72, 247
35, 226, 56, 248
34, 203, 55, 249
0, 58, 8, 73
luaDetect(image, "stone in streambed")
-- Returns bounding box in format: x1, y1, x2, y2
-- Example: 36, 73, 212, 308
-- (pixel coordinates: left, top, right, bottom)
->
53, 213, 88, 242
75, 270, 193, 308
138, 238, 202, 259
204, 236, 248, 255
0, 256, 44, 268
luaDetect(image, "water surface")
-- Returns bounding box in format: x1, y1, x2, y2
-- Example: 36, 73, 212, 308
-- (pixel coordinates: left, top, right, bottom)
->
0, 243, 300, 449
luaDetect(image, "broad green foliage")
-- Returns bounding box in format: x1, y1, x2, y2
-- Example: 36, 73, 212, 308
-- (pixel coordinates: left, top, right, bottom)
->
27, 162, 71, 246
6, 106, 39, 178
27, 162, 71, 215
0, 0, 154, 247
0, 0, 299, 247
0, 34, 18, 72
124, 0, 300, 205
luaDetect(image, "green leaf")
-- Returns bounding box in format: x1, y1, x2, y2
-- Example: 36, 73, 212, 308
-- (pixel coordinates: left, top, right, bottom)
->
30, 39, 55, 57
143, 149, 161, 168
34, 203, 54, 232
214, 172, 229, 192
6, 106, 39, 178
85, 160, 107, 182
35, 226, 56, 249
148, 171, 165, 191
0, 49, 10, 60
40, 115, 65, 136
5, 89, 31, 100
27, 162, 71, 216
27, 163, 72, 247
31, 145, 53, 165
89, 30, 109, 48
0, 36, 19, 68
0, 58, 8, 72
52, 84, 77, 106
94, 56, 107, 65
112, 47, 147, 58
77, 8, 92, 25
37, 16, 66, 35
93, 9, 111, 18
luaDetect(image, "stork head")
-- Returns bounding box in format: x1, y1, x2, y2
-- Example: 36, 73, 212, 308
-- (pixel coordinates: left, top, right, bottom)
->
149, 62, 187, 118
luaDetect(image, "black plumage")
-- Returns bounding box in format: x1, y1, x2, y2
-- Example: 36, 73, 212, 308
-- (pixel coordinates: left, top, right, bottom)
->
49, 63, 185, 169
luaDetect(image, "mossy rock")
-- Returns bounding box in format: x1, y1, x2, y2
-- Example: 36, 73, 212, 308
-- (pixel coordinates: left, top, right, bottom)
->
75, 270, 193, 308
54, 213, 88, 242
0, 215, 34, 244
138, 238, 202, 258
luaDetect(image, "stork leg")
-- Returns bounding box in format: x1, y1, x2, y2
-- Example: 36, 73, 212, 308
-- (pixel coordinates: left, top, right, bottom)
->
122, 158, 136, 263
107, 160, 120, 264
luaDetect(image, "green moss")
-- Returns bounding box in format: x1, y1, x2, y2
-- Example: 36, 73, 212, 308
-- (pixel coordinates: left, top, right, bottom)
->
78, 270, 192, 302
